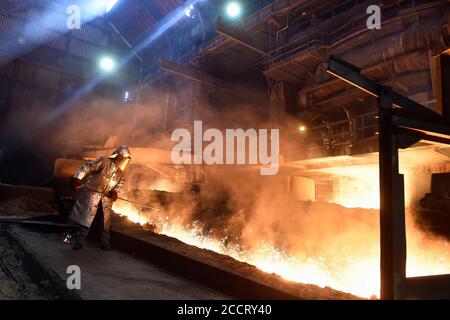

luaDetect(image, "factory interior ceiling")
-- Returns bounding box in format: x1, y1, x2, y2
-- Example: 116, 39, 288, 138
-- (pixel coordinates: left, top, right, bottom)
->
0, 0, 449, 304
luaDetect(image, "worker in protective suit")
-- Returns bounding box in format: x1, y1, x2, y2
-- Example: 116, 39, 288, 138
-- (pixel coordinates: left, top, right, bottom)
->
69, 146, 131, 250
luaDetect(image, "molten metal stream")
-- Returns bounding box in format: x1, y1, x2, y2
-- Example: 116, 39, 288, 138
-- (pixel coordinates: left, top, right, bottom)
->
112, 166, 450, 299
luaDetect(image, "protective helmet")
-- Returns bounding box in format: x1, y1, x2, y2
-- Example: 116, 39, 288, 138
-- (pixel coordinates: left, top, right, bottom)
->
109, 146, 131, 171
109, 146, 131, 159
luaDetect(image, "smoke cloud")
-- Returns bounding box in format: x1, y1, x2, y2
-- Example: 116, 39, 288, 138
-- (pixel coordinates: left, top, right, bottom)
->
1, 76, 448, 299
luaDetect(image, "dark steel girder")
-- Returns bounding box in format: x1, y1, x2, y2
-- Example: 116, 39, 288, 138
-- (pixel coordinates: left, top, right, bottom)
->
326, 55, 450, 300
216, 18, 270, 56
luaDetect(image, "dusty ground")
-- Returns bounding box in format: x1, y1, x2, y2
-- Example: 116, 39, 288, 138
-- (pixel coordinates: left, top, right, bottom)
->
0, 184, 58, 217
0, 183, 58, 299
6, 226, 231, 299
0, 230, 55, 300
0, 184, 232, 300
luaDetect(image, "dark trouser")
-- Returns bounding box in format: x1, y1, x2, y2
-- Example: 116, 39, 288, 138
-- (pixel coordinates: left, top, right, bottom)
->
72, 226, 89, 250
71, 202, 112, 250
99, 200, 112, 250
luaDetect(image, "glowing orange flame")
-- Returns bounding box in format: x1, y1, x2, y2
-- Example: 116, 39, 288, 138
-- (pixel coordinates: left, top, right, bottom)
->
112, 165, 450, 299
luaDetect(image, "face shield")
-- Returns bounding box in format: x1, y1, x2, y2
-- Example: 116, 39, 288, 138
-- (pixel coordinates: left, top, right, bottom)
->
114, 156, 131, 171
109, 146, 131, 171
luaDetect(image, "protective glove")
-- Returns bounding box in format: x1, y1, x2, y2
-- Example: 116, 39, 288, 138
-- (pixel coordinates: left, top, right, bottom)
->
108, 191, 119, 201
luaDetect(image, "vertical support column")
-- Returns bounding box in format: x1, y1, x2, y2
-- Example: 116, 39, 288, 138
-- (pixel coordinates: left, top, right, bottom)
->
378, 86, 407, 299
3, 59, 19, 118
441, 54, 450, 118
268, 79, 281, 127
194, 81, 209, 121
162, 81, 171, 131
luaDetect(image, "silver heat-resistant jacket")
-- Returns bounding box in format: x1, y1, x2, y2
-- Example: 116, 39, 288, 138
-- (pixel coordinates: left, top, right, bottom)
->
69, 156, 126, 228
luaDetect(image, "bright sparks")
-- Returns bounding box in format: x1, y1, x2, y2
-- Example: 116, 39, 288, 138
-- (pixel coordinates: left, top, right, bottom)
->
111, 167, 450, 299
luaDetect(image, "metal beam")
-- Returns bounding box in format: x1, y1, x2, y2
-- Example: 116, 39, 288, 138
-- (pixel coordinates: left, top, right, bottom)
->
397, 127, 450, 147
402, 274, 450, 299
107, 21, 144, 64
306, 51, 427, 94
327, 56, 450, 300
216, 18, 269, 56
378, 87, 407, 300
392, 108, 450, 138
327, 56, 438, 117
200, 0, 306, 55
157, 58, 238, 93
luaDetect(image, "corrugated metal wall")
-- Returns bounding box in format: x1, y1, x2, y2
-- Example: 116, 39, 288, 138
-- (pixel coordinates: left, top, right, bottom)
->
0, 7, 109, 70
0, 3, 113, 116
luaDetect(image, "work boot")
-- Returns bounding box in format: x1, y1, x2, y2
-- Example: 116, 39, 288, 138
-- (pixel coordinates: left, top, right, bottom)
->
100, 231, 111, 251
72, 227, 88, 250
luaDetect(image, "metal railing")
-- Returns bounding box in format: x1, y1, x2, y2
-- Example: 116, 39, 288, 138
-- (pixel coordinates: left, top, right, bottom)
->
289, 111, 378, 157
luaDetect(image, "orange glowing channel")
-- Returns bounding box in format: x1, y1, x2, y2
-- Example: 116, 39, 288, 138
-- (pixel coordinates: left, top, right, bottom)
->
112, 166, 450, 299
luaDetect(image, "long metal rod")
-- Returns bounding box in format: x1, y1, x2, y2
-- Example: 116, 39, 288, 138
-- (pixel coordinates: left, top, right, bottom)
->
107, 21, 144, 64
116, 197, 160, 211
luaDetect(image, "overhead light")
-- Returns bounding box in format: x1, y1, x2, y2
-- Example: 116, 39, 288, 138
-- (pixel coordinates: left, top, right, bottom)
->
99, 56, 116, 72
226, 2, 242, 18
106, 0, 119, 13
184, 4, 195, 18
83, 1, 119, 18
299, 125, 307, 133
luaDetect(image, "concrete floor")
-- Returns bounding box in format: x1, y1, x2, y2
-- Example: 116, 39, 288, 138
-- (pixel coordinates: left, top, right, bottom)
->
8, 226, 231, 300
0, 230, 56, 300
